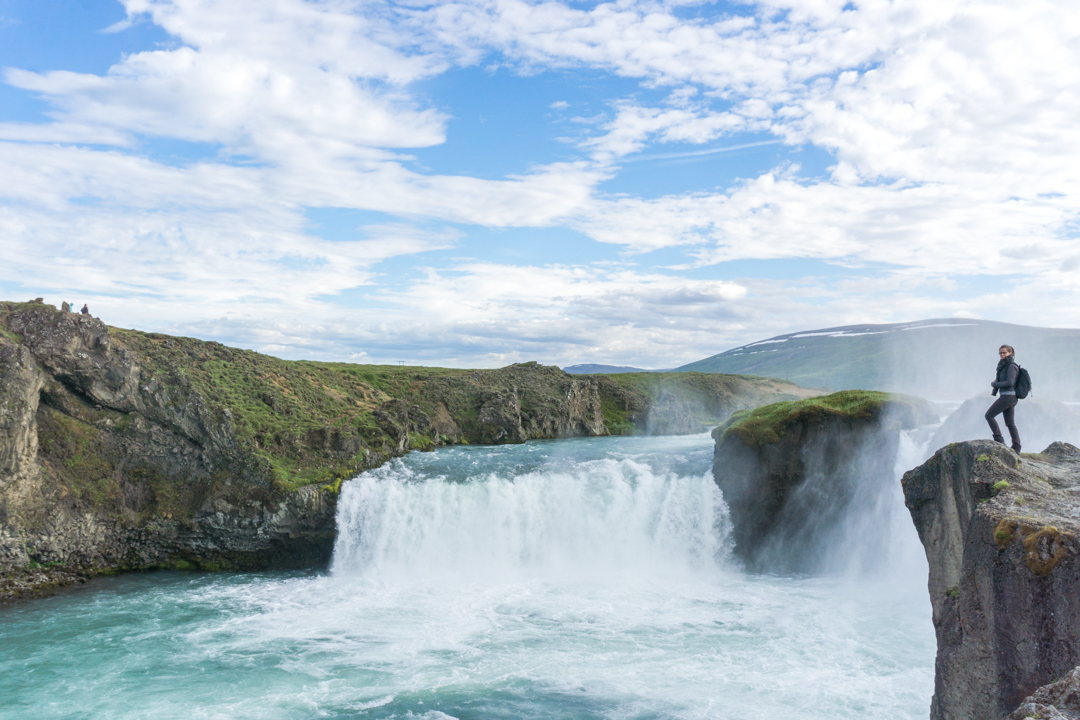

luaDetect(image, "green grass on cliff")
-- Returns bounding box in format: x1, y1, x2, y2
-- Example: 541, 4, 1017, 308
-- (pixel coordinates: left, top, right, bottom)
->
110, 328, 498, 489
716, 390, 928, 448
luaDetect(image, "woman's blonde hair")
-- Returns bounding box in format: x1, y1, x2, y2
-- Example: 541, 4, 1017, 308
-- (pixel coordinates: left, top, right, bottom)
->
1000, 344, 1015, 355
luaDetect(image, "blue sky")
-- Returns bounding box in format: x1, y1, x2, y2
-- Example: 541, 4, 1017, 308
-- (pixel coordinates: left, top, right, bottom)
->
1, 0, 1077, 368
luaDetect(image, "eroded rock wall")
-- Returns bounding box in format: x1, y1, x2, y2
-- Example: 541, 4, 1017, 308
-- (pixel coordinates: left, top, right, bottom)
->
711, 395, 932, 573
1, 309, 338, 581
713, 415, 900, 572
903, 440, 1080, 720
0, 337, 45, 569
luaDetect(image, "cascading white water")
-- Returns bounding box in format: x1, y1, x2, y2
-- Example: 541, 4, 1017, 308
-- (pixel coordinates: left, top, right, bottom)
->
332, 454, 732, 582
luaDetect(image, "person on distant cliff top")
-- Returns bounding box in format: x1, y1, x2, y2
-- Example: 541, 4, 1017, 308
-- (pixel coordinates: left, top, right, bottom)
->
986, 345, 1021, 452
80, 304, 89, 315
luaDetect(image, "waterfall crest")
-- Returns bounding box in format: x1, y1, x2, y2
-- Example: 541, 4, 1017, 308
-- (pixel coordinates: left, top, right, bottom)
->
332, 454, 732, 582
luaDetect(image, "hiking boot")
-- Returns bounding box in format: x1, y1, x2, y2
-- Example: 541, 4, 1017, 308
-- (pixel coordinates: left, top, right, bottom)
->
1012, 444, 1022, 453
992, 434, 1005, 444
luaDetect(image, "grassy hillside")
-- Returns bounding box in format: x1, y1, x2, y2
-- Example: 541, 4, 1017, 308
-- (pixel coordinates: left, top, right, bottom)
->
595, 371, 820, 435
563, 364, 655, 374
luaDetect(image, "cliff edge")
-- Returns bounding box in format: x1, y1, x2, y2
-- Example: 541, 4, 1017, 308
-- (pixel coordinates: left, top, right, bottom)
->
903, 440, 1080, 720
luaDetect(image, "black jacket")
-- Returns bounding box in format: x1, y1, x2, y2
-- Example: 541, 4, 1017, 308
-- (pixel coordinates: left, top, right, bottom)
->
992, 357, 1018, 395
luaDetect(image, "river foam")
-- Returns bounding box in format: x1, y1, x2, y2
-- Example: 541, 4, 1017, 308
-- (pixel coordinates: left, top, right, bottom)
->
0, 433, 935, 720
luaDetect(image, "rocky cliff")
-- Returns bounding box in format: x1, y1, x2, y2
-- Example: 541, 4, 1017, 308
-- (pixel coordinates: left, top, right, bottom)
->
902, 440, 1080, 720
712, 390, 935, 573
0, 299, 810, 601
1004, 665, 1080, 720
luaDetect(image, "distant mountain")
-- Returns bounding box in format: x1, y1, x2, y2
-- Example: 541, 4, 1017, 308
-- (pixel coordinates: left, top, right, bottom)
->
676, 319, 1080, 400
563, 364, 657, 375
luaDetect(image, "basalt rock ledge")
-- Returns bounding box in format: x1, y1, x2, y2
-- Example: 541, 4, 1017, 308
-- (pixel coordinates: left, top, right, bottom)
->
903, 440, 1080, 720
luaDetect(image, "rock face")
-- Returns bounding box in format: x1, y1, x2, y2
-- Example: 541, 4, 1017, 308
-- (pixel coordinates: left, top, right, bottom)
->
712, 391, 934, 572
1004, 665, 1080, 720
1, 305, 339, 585
902, 440, 1080, 720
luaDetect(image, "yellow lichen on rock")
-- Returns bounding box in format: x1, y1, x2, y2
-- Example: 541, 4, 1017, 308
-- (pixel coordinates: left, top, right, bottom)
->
1019, 525, 1075, 576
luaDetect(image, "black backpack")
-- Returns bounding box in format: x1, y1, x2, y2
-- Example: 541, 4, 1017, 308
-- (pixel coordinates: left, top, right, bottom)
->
1014, 365, 1032, 399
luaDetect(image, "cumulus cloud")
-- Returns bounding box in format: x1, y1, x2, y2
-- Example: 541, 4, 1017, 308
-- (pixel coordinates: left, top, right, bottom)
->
581, 99, 750, 162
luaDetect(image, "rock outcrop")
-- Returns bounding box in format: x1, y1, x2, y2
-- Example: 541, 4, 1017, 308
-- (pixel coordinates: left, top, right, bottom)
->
1003, 665, 1080, 720
903, 440, 1080, 720
712, 390, 935, 573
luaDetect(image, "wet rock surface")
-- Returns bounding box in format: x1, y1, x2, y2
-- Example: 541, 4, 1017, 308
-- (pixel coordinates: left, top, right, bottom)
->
0, 565, 90, 605
903, 440, 1080, 720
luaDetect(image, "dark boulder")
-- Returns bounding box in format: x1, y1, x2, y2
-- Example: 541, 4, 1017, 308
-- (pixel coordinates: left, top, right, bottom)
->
1003, 665, 1080, 720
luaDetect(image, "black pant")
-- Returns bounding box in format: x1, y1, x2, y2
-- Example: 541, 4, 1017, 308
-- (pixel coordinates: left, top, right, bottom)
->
986, 395, 1020, 450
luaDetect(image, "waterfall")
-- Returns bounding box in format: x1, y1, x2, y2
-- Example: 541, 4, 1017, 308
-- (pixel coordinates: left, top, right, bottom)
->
331, 453, 732, 582
824, 423, 942, 578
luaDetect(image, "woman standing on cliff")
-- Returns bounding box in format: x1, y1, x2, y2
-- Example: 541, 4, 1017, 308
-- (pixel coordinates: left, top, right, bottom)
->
986, 344, 1021, 452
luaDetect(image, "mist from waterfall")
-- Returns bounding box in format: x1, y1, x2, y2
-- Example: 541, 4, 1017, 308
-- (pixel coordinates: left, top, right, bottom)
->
823, 418, 942, 579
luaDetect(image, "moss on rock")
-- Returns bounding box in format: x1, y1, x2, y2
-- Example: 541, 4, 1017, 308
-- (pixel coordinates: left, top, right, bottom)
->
716, 390, 935, 448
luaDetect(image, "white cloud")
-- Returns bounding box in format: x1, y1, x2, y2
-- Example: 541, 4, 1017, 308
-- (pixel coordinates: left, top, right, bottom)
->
582, 99, 750, 162
576, 170, 1079, 273
0, 201, 458, 308
409, 0, 893, 94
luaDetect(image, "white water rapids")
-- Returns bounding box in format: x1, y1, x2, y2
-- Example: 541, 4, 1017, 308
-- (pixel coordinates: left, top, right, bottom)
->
332, 445, 730, 583
0, 432, 938, 719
